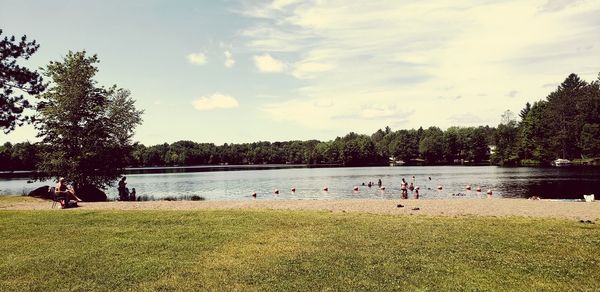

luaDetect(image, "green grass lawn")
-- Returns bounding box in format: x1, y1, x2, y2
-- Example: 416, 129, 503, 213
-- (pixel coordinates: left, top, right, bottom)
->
0, 209, 598, 291
0, 195, 44, 204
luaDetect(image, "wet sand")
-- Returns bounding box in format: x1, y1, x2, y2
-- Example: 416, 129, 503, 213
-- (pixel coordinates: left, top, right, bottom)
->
1, 198, 599, 220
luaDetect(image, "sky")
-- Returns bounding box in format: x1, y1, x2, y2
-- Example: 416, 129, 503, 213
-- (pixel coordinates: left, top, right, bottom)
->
2, 0, 599, 146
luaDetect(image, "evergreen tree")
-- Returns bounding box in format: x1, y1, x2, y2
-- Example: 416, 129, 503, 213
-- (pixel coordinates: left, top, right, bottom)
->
0, 29, 46, 133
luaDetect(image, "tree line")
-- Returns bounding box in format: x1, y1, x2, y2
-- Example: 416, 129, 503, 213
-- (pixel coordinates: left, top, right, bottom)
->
123, 125, 495, 167
2, 125, 494, 170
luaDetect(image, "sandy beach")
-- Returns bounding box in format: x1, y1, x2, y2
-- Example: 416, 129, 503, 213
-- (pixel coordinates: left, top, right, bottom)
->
1, 197, 599, 220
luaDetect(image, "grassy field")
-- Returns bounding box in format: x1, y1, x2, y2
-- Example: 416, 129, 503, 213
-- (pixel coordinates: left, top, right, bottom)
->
0, 195, 45, 204
0, 208, 599, 291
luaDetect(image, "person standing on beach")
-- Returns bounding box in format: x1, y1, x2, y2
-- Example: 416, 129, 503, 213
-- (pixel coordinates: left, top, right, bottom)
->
118, 177, 129, 201
378, 179, 382, 187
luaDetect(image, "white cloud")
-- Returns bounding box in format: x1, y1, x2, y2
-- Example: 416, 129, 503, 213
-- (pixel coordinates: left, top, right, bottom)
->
359, 104, 404, 120
187, 52, 207, 65
192, 93, 239, 111
507, 90, 519, 98
292, 62, 334, 79
253, 53, 287, 72
447, 113, 489, 126
540, 0, 584, 12
241, 0, 600, 131
224, 50, 235, 68
271, 0, 301, 10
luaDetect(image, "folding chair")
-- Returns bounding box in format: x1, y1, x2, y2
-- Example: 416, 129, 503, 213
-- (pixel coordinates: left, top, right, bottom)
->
50, 187, 66, 209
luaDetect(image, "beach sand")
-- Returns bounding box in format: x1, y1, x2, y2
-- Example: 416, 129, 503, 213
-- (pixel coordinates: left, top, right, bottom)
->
1, 197, 599, 220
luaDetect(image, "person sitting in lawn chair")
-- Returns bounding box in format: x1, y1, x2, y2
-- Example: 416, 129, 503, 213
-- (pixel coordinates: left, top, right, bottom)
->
55, 177, 82, 202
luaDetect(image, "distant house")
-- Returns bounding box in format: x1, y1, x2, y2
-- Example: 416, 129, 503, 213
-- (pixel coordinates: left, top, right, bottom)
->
389, 156, 405, 166
488, 145, 496, 156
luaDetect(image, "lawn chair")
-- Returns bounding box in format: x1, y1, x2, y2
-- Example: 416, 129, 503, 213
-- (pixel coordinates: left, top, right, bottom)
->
50, 187, 66, 209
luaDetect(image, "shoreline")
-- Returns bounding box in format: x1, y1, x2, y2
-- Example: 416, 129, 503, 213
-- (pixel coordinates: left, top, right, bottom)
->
1, 197, 598, 220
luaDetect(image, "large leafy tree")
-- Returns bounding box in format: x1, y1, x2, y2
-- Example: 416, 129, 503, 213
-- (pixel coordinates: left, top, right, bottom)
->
34, 51, 143, 199
0, 29, 46, 133
419, 126, 445, 164
389, 129, 419, 163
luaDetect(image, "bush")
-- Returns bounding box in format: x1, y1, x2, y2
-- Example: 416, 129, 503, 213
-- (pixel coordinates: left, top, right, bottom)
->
136, 195, 155, 201
520, 159, 541, 166
190, 195, 205, 201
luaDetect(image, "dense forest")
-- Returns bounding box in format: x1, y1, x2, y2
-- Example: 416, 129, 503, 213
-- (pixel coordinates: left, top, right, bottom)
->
1, 73, 599, 171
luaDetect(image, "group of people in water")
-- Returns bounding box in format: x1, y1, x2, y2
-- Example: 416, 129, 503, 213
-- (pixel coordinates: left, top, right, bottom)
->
54, 175, 492, 202
252, 175, 493, 200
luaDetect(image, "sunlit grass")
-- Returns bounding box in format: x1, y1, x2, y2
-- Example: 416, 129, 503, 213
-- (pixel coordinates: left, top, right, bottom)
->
0, 195, 44, 204
0, 210, 598, 290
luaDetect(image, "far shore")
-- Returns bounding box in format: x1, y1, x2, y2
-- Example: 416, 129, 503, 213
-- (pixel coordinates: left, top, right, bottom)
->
1, 196, 598, 220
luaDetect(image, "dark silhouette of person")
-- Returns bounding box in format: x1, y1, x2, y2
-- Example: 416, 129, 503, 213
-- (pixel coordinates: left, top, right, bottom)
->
118, 177, 129, 201
130, 188, 136, 201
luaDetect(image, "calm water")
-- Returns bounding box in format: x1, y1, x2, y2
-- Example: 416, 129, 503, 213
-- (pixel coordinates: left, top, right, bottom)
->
1, 166, 598, 200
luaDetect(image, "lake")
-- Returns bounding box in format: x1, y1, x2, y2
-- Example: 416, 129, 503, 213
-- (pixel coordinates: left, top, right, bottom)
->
0, 166, 598, 200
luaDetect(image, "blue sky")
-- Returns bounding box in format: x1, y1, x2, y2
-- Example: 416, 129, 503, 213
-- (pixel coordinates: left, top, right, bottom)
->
2, 0, 599, 145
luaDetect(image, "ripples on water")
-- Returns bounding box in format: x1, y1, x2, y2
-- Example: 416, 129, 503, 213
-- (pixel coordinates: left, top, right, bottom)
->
1, 166, 598, 200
